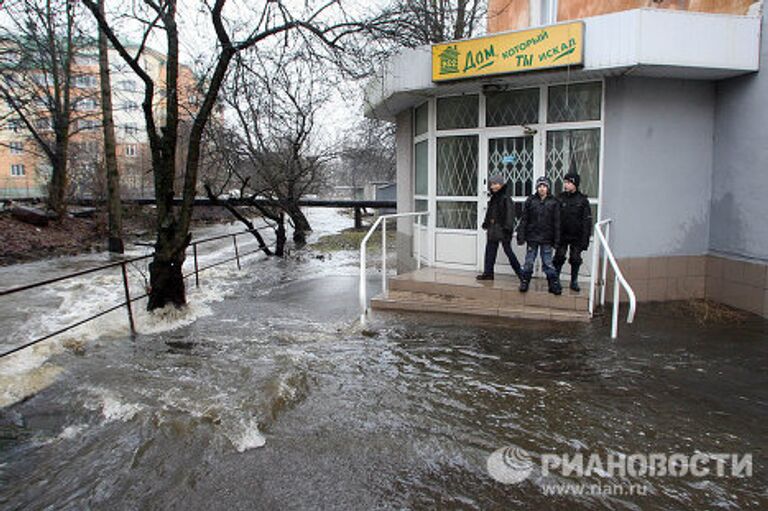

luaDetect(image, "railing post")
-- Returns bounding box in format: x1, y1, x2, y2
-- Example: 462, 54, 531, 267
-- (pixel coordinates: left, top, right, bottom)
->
589, 229, 599, 316
612, 274, 620, 339
233, 234, 241, 270
354, 207, 362, 229
382, 218, 387, 294
600, 223, 610, 307
193, 243, 200, 288
120, 262, 136, 337
416, 218, 422, 270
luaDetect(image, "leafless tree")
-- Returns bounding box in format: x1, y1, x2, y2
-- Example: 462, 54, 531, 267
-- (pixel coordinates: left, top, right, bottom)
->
381, 0, 487, 47
81, 0, 390, 310
333, 117, 396, 192
0, 0, 98, 216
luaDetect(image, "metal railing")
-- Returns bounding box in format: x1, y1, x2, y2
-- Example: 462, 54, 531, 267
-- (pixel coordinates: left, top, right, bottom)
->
588, 219, 637, 339
0, 225, 272, 358
359, 212, 429, 322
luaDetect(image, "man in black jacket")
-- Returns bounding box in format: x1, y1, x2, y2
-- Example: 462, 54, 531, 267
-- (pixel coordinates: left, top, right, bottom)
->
554, 173, 592, 292
517, 176, 561, 294
477, 174, 523, 281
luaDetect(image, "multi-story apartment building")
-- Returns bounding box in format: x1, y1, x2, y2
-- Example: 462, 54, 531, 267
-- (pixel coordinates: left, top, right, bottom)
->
0, 44, 198, 199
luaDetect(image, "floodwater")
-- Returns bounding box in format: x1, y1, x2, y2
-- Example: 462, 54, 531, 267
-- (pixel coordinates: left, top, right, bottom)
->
1, 209, 766, 510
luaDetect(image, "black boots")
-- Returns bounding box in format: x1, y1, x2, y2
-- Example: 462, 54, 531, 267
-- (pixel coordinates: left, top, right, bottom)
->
547, 275, 562, 295
570, 263, 581, 292
519, 271, 531, 292
476, 273, 494, 281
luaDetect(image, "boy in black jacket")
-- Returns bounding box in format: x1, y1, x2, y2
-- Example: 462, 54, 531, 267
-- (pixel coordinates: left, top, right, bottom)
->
517, 176, 562, 294
477, 174, 523, 281
554, 172, 592, 292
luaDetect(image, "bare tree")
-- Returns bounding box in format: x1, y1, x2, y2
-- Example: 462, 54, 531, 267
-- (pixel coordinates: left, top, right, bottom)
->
334, 117, 396, 191
82, 0, 387, 310
96, 0, 123, 253
0, 0, 96, 216
382, 0, 487, 47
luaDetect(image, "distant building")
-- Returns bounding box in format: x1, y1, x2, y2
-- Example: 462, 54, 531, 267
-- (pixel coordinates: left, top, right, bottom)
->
365, 0, 768, 318
0, 44, 199, 200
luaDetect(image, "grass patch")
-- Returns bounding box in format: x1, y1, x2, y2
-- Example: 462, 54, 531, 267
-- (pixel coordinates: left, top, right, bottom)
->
310, 226, 396, 252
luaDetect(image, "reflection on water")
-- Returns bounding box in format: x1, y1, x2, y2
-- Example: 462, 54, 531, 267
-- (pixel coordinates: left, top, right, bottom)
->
1, 209, 767, 510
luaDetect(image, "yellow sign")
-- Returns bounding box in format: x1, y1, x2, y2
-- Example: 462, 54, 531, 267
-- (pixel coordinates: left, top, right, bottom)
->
432, 22, 584, 82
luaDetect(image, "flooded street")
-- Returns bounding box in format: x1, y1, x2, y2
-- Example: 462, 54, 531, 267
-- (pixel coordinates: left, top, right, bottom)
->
1, 209, 766, 510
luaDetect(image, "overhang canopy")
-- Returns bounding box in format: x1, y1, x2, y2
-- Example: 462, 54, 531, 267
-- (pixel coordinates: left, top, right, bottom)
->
365, 8, 761, 121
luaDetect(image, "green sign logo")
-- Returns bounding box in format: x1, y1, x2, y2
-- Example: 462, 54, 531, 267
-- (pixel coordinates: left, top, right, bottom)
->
438, 45, 460, 75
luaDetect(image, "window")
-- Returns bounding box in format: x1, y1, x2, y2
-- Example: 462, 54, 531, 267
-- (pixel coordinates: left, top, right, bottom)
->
125, 144, 137, 157
548, 82, 602, 123
437, 135, 478, 196
11, 164, 25, 176
437, 95, 479, 130
545, 129, 600, 197
124, 122, 139, 135
76, 98, 97, 111
35, 118, 51, 131
414, 103, 428, 136
414, 141, 428, 196
485, 88, 539, 127
123, 100, 139, 112
75, 75, 98, 88
79, 119, 96, 131
540, 0, 558, 25
7, 119, 20, 132
10, 141, 23, 154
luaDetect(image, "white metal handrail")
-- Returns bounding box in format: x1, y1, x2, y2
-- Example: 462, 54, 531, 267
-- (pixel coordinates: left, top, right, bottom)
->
359, 211, 429, 322
588, 219, 637, 339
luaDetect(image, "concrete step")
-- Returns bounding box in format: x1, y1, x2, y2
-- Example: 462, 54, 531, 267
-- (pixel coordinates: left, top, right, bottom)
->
388, 270, 589, 313
371, 290, 590, 322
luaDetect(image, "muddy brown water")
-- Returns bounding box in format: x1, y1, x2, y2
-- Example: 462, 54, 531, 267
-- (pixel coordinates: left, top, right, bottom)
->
1, 211, 766, 510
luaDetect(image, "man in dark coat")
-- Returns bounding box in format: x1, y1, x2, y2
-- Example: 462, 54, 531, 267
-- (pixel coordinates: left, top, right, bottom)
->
517, 176, 561, 294
554, 172, 592, 292
477, 174, 523, 281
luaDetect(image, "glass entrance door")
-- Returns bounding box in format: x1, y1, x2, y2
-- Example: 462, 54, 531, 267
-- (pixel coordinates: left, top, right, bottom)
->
482, 133, 536, 274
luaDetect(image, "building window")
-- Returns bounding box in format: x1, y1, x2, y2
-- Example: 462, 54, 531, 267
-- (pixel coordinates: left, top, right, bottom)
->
35, 118, 52, 131
75, 75, 98, 88
414, 102, 428, 136
11, 164, 25, 176
76, 98, 97, 111
79, 119, 97, 131
546, 128, 600, 197
124, 122, 139, 135
548, 82, 602, 123
436, 201, 476, 230
436, 95, 479, 130
9, 141, 23, 154
414, 141, 428, 196
540, 0, 558, 25
7, 119, 21, 132
125, 144, 137, 157
123, 100, 139, 112
485, 87, 540, 127
437, 135, 478, 196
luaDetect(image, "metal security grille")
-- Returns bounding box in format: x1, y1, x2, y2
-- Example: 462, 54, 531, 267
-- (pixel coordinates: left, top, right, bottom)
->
436, 95, 479, 130
488, 136, 534, 198
545, 128, 600, 197
436, 201, 476, 229
485, 88, 539, 127
437, 135, 478, 197
548, 82, 602, 123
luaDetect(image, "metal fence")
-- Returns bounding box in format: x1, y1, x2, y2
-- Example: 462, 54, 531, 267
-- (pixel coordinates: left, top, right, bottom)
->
0, 226, 272, 359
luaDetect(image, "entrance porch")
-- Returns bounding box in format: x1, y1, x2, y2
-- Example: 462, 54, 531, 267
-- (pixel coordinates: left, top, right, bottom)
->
371, 267, 590, 322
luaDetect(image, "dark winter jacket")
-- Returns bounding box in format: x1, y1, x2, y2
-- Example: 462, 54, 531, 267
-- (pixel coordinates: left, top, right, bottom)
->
558, 190, 592, 249
482, 184, 515, 242
517, 191, 561, 247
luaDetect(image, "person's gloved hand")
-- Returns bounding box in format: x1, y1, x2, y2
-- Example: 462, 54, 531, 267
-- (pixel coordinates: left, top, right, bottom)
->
482, 222, 488, 230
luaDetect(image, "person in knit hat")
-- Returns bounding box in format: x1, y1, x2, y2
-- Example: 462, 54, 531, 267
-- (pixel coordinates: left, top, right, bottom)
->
554, 172, 592, 292
516, 176, 561, 294
476, 174, 523, 282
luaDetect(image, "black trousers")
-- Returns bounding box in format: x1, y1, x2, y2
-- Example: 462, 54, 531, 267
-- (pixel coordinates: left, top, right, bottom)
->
484, 238, 522, 276
553, 243, 583, 269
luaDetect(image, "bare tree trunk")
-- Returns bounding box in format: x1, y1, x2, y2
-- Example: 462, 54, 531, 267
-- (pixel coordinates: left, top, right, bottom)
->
284, 201, 311, 245
97, 0, 123, 253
